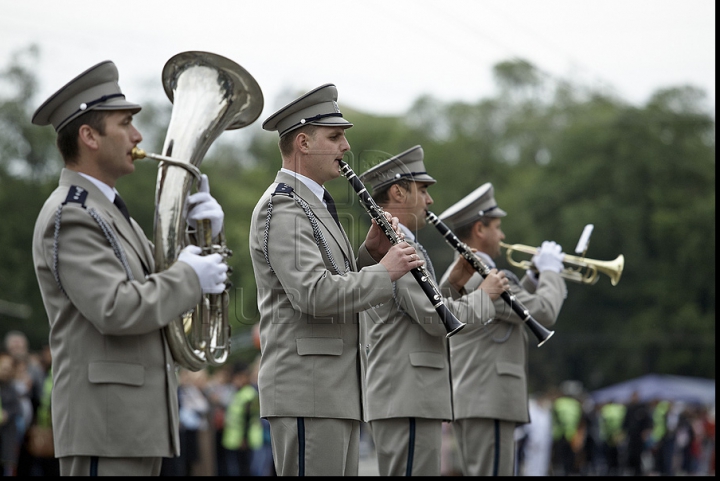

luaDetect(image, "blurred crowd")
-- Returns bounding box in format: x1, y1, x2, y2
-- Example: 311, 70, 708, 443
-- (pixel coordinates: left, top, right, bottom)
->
157, 356, 275, 477
512, 383, 716, 477
0, 329, 274, 477
0, 331, 57, 477
0, 329, 714, 477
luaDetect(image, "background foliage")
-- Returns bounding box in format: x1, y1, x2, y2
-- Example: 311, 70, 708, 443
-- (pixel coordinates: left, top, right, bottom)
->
0, 46, 714, 392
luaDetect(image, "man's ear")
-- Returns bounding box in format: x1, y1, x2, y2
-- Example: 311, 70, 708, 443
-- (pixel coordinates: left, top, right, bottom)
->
78, 124, 100, 151
472, 220, 486, 240
296, 132, 310, 154
389, 183, 406, 203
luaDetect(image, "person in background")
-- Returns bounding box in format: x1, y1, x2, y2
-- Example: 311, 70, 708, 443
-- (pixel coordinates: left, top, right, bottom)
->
222, 360, 262, 476
700, 405, 715, 476
650, 398, 672, 475
249, 83, 421, 476
3, 331, 44, 476
599, 400, 627, 475
357, 146, 507, 476
30, 60, 228, 476
437, 182, 567, 476
3, 332, 44, 405
518, 391, 555, 476
0, 352, 20, 476
552, 383, 586, 476
18, 346, 59, 477
204, 364, 234, 476
622, 391, 653, 475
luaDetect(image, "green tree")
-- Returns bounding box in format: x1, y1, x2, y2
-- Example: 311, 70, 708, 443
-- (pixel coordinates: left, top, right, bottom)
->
0, 45, 60, 346
1, 48, 714, 390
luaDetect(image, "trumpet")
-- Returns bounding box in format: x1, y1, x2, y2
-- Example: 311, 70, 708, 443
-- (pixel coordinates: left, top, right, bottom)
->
500, 242, 624, 286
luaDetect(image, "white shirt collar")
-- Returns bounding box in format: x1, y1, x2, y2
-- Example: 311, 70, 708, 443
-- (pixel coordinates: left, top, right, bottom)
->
476, 250, 496, 269
78, 172, 117, 203
399, 223, 415, 242
281, 168, 326, 205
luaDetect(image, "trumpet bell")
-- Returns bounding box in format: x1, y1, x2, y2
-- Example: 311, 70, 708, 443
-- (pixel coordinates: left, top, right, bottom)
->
592, 254, 624, 286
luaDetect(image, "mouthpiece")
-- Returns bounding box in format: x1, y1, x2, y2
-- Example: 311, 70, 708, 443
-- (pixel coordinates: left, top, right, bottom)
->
130, 146, 203, 182
131, 146, 147, 160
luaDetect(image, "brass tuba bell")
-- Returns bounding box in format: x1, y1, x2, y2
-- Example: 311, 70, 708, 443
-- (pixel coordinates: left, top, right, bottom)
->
133, 51, 263, 371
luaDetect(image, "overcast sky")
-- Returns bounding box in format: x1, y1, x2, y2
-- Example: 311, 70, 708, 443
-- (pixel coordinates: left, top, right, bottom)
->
1, 0, 715, 124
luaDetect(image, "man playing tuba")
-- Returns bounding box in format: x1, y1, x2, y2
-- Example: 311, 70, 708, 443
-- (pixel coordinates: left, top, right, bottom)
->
31, 60, 227, 476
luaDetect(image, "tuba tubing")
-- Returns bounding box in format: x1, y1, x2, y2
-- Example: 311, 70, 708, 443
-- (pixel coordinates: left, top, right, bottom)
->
140, 51, 263, 371
426, 211, 554, 347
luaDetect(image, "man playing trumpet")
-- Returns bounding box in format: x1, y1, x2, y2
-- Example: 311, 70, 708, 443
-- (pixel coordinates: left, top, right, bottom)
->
437, 182, 567, 476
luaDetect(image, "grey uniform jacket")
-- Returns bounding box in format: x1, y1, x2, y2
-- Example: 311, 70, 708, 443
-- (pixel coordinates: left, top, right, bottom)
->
32, 169, 203, 458
360, 238, 496, 422
440, 256, 566, 424
249, 171, 393, 421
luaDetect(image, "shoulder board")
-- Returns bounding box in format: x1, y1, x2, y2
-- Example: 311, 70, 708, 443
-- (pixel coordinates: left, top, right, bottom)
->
62, 185, 89, 208
272, 183, 294, 196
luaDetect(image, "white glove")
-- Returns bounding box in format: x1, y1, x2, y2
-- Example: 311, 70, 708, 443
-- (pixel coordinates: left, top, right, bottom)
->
186, 174, 224, 238
178, 245, 228, 294
532, 241, 564, 273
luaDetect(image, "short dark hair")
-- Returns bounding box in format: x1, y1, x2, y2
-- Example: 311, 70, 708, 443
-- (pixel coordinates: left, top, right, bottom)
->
278, 124, 320, 157
455, 216, 492, 243
56, 110, 109, 164
373, 178, 413, 206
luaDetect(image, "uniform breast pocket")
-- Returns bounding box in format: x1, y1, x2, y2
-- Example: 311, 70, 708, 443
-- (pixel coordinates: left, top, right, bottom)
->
88, 361, 145, 386
495, 361, 524, 378
409, 351, 445, 369
296, 338, 344, 356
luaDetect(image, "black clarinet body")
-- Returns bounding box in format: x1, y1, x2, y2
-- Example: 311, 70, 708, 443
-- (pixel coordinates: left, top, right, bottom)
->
425, 211, 554, 347
338, 161, 465, 338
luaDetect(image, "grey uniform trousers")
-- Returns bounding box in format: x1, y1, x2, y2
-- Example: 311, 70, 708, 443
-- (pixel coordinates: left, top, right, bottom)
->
453, 417, 517, 476
268, 417, 360, 476
370, 417, 443, 476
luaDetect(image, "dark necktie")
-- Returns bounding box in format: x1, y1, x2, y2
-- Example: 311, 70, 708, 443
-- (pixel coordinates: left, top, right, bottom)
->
415, 241, 436, 281
113, 194, 132, 225
323, 189, 340, 226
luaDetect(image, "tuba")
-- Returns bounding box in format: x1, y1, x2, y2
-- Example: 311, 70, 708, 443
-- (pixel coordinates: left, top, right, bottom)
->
132, 51, 263, 371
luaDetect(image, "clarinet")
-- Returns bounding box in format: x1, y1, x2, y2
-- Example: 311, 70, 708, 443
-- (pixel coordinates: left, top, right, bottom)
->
426, 211, 554, 347
338, 160, 466, 338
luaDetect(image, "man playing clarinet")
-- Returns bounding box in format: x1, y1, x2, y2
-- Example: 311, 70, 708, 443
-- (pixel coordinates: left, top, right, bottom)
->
357, 146, 508, 476
248, 84, 421, 476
